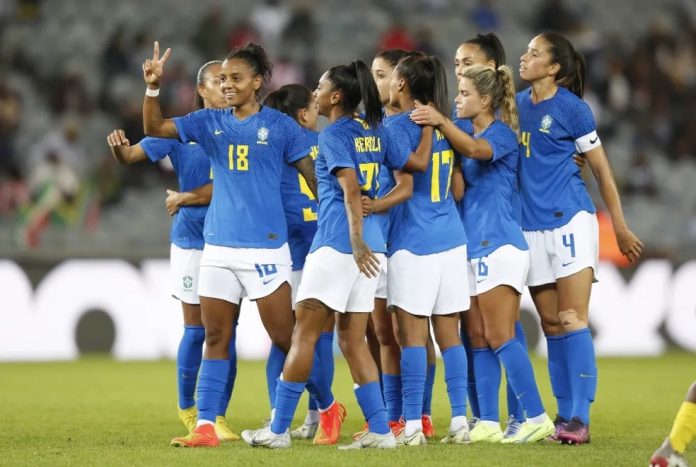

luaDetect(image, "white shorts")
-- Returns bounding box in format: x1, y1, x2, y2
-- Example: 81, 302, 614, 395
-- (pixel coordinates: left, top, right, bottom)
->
170, 243, 203, 305
296, 246, 384, 313
524, 210, 599, 287
387, 245, 470, 317
467, 245, 529, 296
375, 260, 388, 300
198, 243, 292, 304
291, 269, 303, 309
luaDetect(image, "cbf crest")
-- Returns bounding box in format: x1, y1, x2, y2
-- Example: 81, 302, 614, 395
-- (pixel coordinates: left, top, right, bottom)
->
257, 127, 269, 145
539, 114, 553, 134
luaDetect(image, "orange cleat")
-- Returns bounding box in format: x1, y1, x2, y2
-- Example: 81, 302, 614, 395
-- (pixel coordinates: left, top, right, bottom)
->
171, 423, 220, 448
389, 419, 405, 437
313, 402, 347, 445
422, 415, 435, 438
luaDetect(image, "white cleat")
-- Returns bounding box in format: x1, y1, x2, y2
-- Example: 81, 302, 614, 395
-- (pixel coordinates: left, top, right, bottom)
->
338, 431, 397, 450
241, 426, 291, 449
290, 422, 319, 440
440, 425, 471, 444
397, 429, 427, 446
502, 416, 523, 440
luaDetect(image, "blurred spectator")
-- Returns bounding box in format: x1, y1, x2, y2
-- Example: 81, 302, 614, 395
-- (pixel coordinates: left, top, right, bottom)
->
48, 70, 92, 115
228, 20, 261, 51
624, 149, 657, 198
193, 5, 228, 60
250, 0, 290, 52
28, 117, 87, 176
161, 61, 196, 117
378, 19, 416, 51
535, 0, 576, 33
414, 27, 440, 57
470, 0, 500, 31
269, 55, 305, 92
0, 78, 22, 180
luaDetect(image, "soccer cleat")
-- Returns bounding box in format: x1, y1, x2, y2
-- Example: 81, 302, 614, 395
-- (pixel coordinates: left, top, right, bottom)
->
291, 421, 319, 440
556, 416, 590, 445
398, 429, 428, 446
171, 423, 220, 447
548, 415, 569, 441
215, 416, 240, 441
501, 415, 555, 444
440, 425, 471, 444
422, 414, 435, 438
469, 422, 504, 443
503, 415, 523, 440
649, 438, 690, 467
338, 431, 397, 450
352, 421, 369, 441
468, 416, 480, 432
313, 402, 347, 445
177, 405, 197, 433
389, 419, 405, 437
241, 426, 291, 449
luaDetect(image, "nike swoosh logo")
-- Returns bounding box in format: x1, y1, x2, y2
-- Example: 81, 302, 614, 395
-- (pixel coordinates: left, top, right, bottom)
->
476, 279, 486, 284
562, 261, 575, 267
262, 278, 274, 285
214, 130, 224, 135
516, 391, 526, 400
589, 136, 598, 144
579, 373, 596, 378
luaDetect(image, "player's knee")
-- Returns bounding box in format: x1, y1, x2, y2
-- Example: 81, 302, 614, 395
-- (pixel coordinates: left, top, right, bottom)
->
558, 308, 587, 332
373, 319, 397, 346
483, 329, 510, 351
204, 326, 226, 349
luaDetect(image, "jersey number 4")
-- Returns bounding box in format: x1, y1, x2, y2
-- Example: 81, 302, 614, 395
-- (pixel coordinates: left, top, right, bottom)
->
228, 144, 250, 171
521, 132, 531, 158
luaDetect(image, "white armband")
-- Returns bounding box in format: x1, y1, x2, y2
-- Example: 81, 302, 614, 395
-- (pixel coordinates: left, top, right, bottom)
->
575, 130, 601, 153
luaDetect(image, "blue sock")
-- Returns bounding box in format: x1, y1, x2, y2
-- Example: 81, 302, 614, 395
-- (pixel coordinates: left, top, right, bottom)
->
177, 325, 205, 410
197, 359, 230, 422
355, 381, 390, 435
506, 321, 528, 421
442, 345, 468, 418
266, 344, 286, 411
382, 373, 402, 422
400, 346, 427, 422
547, 334, 572, 420
461, 329, 480, 418
308, 396, 318, 411
271, 379, 306, 434
495, 338, 544, 419
218, 321, 238, 416
473, 347, 501, 422
309, 331, 335, 411
565, 328, 597, 425
305, 350, 335, 410
422, 363, 436, 416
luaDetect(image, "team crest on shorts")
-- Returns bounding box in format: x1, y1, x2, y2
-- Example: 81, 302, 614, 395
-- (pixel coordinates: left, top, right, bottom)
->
182, 275, 193, 292
257, 127, 269, 144
539, 114, 553, 134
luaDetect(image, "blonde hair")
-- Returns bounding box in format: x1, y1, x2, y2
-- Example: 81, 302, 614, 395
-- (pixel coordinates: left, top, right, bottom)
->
462, 64, 519, 136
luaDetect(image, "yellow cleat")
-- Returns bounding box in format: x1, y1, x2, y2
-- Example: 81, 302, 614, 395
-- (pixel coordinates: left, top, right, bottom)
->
469, 422, 503, 443
215, 416, 240, 441
178, 405, 197, 433
501, 415, 555, 444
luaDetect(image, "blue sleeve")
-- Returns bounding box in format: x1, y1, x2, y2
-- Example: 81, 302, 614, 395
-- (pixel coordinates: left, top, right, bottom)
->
383, 122, 413, 170
283, 118, 313, 164
319, 129, 354, 175
173, 109, 209, 144
454, 118, 474, 135
482, 123, 518, 163
567, 99, 596, 140
139, 137, 177, 163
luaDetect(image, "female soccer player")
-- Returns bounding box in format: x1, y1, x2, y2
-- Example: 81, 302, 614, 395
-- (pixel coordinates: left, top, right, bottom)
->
373, 54, 470, 445
263, 84, 336, 441
242, 60, 405, 450
367, 48, 436, 438
106, 60, 239, 442
450, 33, 528, 438
412, 64, 556, 443
517, 32, 643, 444
140, 41, 318, 448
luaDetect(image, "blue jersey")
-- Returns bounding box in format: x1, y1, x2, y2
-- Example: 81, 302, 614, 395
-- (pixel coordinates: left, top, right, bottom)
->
386, 112, 467, 256
310, 116, 407, 255
281, 128, 319, 271
460, 120, 527, 258
174, 106, 311, 248
375, 113, 399, 241
517, 87, 596, 231
140, 137, 210, 250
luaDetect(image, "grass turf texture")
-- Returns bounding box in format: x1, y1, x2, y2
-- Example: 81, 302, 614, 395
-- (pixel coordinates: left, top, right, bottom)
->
1, 353, 694, 466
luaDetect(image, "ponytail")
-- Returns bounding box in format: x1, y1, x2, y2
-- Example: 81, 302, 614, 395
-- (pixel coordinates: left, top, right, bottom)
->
541, 32, 586, 98
465, 32, 506, 69
462, 64, 519, 135
327, 59, 383, 128
263, 84, 313, 123
394, 54, 450, 116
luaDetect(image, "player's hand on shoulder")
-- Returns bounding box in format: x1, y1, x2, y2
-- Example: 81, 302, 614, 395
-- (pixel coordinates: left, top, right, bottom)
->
410, 101, 445, 127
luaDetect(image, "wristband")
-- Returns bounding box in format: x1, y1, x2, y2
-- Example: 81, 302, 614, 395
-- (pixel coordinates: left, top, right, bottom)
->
145, 87, 160, 97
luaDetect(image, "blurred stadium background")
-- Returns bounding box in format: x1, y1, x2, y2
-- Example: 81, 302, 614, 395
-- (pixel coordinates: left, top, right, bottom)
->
0, 0, 695, 360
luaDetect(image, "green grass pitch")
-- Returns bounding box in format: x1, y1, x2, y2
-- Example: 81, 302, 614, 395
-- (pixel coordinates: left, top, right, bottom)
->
1, 353, 694, 466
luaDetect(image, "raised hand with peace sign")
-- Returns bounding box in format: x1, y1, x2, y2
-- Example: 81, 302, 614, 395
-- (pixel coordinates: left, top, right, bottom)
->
142, 41, 172, 88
